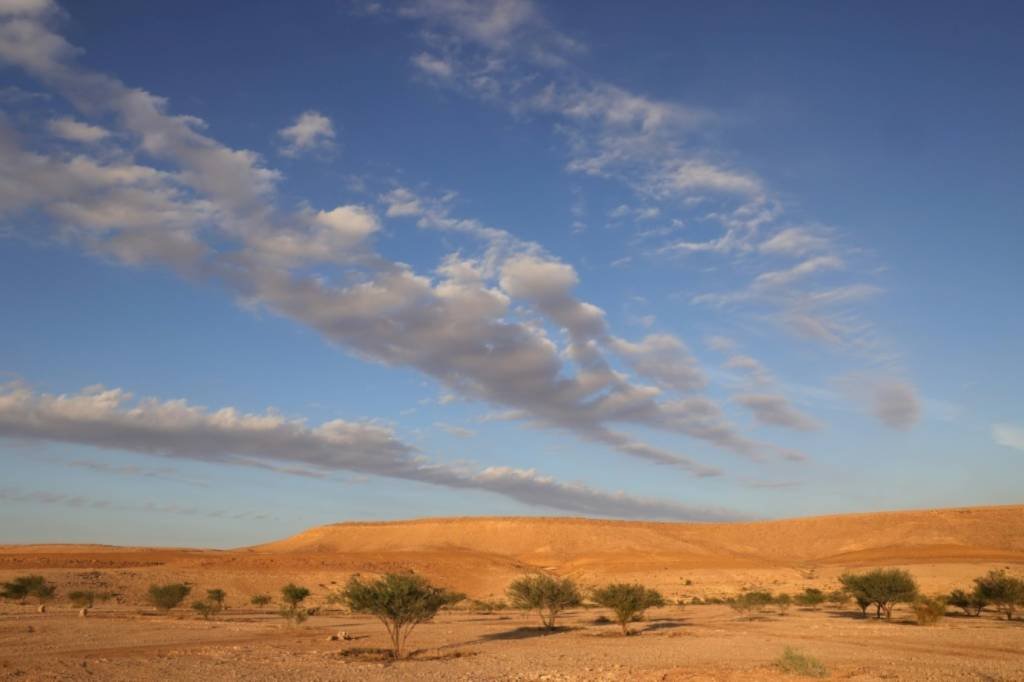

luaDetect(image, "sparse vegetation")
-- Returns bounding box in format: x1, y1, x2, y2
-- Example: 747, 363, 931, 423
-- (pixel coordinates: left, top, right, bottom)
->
973, 570, 1024, 620
68, 591, 95, 609
839, 569, 918, 619
190, 589, 227, 619
776, 647, 828, 678
911, 596, 946, 625
250, 594, 272, 607
794, 588, 826, 609
341, 573, 464, 658
591, 583, 665, 635
729, 590, 774, 617
947, 588, 987, 616
825, 590, 848, 608
774, 593, 792, 615
467, 598, 507, 614
278, 583, 311, 624
507, 574, 582, 630
147, 583, 191, 612
1, 575, 56, 603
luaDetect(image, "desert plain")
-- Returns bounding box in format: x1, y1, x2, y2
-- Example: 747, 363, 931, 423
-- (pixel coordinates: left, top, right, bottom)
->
2, 505, 1023, 681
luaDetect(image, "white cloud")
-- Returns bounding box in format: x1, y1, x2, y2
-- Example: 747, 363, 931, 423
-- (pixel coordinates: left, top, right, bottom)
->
435, 421, 475, 438
47, 116, 109, 143
992, 423, 1024, 451
412, 51, 454, 78
759, 227, 832, 257
277, 110, 335, 157
0, 380, 739, 520
733, 393, 820, 432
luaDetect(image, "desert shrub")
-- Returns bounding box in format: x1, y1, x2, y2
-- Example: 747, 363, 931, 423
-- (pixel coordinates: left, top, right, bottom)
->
68, 591, 95, 609
192, 600, 218, 619
794, 588, 826, 609
690, 597, 704, 605
776, 647, 828, 678
854, 595, 871, 616
973, 570, 1024, 621
250, 594, 272, 607
840, 569, 918, 619
206, 589, 226, 609
278, 583, 311, 623
467, 598, 507, 614
729, 590, 774, 617
947, 588, 986, 616
507, 574, 582, 630
1, 575, 56, 603
911, 596, 946, 625
147, 583, 190, 612
774, 593, 792, 615
591, 583, 665, 635
825, 590, 848, 608
341, 573, 464, 658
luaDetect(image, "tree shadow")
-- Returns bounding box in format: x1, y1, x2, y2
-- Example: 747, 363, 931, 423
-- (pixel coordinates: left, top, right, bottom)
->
478, 625, 577, 641
642, 618, 690, 632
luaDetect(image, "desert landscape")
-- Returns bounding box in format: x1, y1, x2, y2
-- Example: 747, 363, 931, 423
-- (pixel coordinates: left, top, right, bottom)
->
2, 505, 1023, 680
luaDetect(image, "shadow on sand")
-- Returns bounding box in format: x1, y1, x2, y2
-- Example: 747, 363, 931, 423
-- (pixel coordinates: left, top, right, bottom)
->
478, 625, 577, 641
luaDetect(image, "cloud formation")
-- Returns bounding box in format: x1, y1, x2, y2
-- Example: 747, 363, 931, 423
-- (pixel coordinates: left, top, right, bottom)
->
0, 381, 741, 520
278, 110, 336, 157
991, 423, 1024, 452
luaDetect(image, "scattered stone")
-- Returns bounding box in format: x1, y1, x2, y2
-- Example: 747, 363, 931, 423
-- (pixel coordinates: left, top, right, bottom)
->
79, 608, 89, 618
37, 605, 46, 613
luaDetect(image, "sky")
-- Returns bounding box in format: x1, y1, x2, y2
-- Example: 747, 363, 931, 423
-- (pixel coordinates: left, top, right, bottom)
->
0, 0, 1021, 548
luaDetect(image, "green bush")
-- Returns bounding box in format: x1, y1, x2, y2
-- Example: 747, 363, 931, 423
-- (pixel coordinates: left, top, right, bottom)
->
794, 588, 826, 609
250, 594, 272, 607
912, 596, 946, 625
729, 590, 774, 616
278, 583, 311, 623
68, 591, 95, 609
1, 575, 56, 603
776, 647, 828, 678
341, 573, 464, 658
206, 589, 226, 608
507, 574, 582, 630
774, 593, 792, 615
947, 588, 986, 616
840, 569, 918, 619
192, 600, 218, 619
147, 583, 190, 612
591, 583, 665, 635
973, 570, 1024, 620
825, 590, 848, 608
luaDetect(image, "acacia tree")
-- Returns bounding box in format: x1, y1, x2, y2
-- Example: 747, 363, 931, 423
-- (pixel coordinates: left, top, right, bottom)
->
507, 574, 582, 630
973, 570, 1024, 621
279, 583, 311, 623
147, 583, 190, 612
591, 583, 665, 635
342, 573, 463, 658
1, 575, 56, 604
947, 588, 987, 616
840, 569, 918, 619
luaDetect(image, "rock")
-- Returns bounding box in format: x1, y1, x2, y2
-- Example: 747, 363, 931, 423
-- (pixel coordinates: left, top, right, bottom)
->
327, 634, 338, 641
340, 631, 353, 640
79, 608, 89, 617
37, 605, 46, 613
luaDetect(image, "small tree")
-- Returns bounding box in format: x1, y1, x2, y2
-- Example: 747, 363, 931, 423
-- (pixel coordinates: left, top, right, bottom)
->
947, 588, 987, 617
825, 590, 849, 608
840, 569, 918, 620
774, 593, 792, 615
973, 570, 1024, 621
1, 575, 56, 604
854, 595, 871, 616
148, 583, 190, 612
794, 588, 826, 609
192, 600, 217, 619
729, 590, 774, 617
68, 591, 96, 609
591, 583, 665, 635
279, 583, 311, 623
250, 594, 272, 608
507, 574, 582, 630
206, 589, 227, 609
342, 573, 464, 658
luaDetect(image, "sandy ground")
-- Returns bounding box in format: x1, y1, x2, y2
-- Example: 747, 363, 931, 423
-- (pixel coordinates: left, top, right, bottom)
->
2, 603, 1022, 681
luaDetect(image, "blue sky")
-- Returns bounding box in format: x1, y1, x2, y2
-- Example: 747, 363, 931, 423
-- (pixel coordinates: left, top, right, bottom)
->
0, 0, 1021, 547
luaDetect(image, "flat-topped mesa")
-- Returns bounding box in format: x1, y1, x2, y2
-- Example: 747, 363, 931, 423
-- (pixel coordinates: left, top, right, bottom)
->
248, 505, 1024, 566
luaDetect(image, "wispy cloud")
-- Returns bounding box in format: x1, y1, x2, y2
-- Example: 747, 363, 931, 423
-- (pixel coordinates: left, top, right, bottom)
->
992, 423, 1024, 451
277, 110, 336, 157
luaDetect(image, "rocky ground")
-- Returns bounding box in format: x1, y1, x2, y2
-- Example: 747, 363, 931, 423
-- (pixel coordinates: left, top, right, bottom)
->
2, 603, 1022, 681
